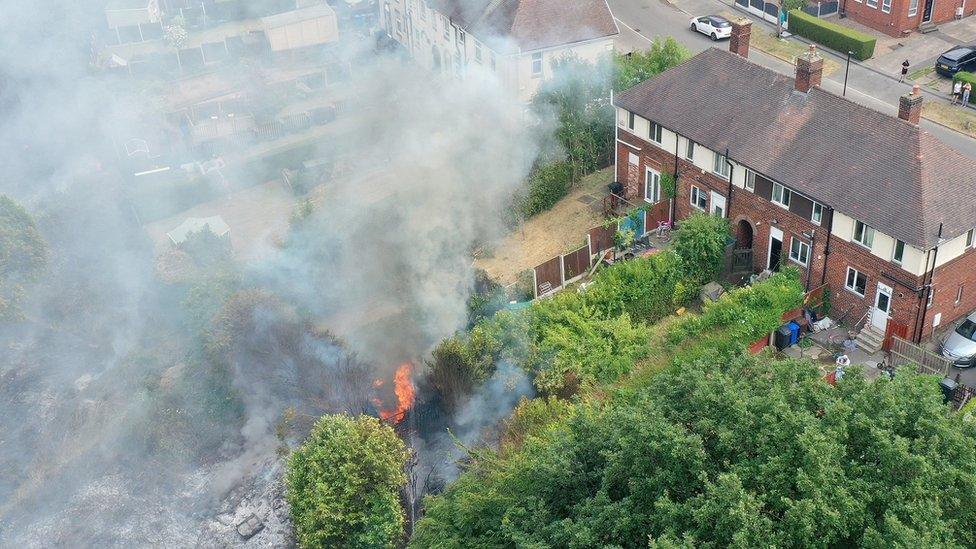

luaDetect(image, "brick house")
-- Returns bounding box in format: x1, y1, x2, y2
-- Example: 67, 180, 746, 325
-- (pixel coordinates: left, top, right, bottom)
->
839, 0, 973, 36
612, 22, 976, 346
380, 0, 618, 101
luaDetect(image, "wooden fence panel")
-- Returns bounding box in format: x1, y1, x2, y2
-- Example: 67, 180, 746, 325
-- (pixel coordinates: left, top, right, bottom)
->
534, 256, 562, 298
562, 245, 590, 282
883, 320, 909, 352
889, 336, 951, 377
644, 199, 670, 231
588, 225, 614, 257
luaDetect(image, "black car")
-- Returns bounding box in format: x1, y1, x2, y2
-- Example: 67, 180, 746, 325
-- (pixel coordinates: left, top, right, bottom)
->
936, 46, 976, 76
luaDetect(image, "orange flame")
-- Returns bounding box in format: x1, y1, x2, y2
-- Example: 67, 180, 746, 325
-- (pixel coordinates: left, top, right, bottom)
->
378, 363, 415, 423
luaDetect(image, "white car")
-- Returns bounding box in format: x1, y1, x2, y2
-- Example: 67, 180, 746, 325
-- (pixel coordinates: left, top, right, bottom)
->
690, 15, 733, 41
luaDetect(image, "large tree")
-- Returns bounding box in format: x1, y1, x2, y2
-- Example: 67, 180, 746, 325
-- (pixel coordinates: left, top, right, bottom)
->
286, 414, 409, 549
412, 354, 976, 548
0, 194, 47, 319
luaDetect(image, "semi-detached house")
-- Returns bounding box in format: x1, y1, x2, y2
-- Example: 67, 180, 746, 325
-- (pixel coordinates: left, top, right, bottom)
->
613, 21, 976, 347
381, 0, 618, 102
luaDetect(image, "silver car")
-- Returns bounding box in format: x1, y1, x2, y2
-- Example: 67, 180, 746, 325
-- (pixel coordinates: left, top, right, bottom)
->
942, 312, 976, 367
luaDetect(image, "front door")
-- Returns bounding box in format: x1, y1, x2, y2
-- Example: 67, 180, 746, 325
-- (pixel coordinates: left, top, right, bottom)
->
872, 282, 893, 331
768, 227, 783, 271
710, 192, 727, 218
923, 0, 935, 21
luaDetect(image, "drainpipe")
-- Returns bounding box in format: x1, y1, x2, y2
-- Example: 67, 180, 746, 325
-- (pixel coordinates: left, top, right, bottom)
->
819, 206, 834, 286
914, 223, 943, 343
724, 148, 734, 219
804, 229, 816, 291
671, 135, 679, 224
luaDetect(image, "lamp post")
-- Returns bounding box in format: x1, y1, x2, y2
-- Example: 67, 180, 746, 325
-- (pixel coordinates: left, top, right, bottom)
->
843, 50, 853, 96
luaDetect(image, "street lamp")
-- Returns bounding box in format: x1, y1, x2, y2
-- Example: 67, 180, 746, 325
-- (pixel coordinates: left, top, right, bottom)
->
843, 50, 853, 97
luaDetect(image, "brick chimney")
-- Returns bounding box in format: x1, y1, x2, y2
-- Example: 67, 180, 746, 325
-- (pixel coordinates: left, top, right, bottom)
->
898, 84, 923, 125
794, 44, 823, 93
729, 20, 752, 58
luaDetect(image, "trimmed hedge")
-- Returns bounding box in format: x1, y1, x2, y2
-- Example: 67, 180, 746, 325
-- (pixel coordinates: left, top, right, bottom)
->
952, 71, 976, 104
787, 9, 876, 61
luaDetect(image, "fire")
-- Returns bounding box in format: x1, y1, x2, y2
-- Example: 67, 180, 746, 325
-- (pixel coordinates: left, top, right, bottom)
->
376, 362, 415, 424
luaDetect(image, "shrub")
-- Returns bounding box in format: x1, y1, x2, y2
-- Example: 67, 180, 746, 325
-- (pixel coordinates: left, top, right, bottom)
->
787, 10, 876, 60
582, 250, 694, 323
671, 212, 731, 284
286, 414, 408, 549
520, 161, 574, 217
953, 71, 976, 104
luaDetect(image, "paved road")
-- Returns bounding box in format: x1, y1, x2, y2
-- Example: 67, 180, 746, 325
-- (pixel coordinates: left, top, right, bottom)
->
608, 0, 976, 158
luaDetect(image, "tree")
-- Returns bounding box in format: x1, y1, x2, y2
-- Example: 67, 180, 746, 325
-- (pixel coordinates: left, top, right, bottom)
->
671, 212, 730, 284
286, 414, 409, 549
0, 194, 47, 319
412, 354, 976, 548
613, 38, 691, 91
779, 0, 806, 36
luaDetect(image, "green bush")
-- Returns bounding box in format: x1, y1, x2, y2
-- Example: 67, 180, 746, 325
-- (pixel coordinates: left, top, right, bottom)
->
671, 212, 731, 285
953, 71, 976, 104
520, 161, 574, 217
582, 250, 694, 323
787, 10, 876, 61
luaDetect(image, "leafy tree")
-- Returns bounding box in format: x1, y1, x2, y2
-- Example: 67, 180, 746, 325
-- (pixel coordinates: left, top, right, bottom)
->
671, 212, 730, 284
412, 354, 976, 548
0, 195, 47, 319
287, 414, 408, 549
613, 38, 691, 91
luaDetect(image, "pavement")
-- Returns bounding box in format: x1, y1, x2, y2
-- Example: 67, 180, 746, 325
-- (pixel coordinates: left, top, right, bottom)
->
608, 0, 976, 158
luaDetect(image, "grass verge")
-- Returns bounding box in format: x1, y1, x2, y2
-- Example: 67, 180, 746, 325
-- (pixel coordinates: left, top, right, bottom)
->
921, 101, 976, 137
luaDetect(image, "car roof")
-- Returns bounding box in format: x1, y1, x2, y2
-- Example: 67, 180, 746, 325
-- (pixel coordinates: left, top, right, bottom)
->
705, 15, 729, 22
942, 46, 976, 60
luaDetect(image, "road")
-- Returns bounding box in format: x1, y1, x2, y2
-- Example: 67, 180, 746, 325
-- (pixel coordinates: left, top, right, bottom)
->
607, 0, 976, 158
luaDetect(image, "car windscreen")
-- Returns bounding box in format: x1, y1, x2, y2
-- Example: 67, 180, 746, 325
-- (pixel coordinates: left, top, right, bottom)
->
956, 319, 976, 340
942, 48, 972, 61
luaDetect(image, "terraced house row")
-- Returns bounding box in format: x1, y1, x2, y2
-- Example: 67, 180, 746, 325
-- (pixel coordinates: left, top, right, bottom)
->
613, 21, 976, 347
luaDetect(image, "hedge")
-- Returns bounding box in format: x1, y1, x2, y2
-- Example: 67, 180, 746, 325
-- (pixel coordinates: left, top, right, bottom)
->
952, 71, 976, 104
787, 10, 876, 61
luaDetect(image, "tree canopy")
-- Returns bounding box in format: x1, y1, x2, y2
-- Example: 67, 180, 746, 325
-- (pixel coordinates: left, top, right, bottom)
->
286, 414, 409, 549
412, 354, 976, 548
671, 212, 731, 285
0, 194, 47, 319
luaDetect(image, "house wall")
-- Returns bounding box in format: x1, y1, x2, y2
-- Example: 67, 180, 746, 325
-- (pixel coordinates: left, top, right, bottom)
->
843, 0, 973, 37
513, 38, 615, 101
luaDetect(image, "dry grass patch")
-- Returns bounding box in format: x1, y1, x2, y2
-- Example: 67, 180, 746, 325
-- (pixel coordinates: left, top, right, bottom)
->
921, 101, 976, 138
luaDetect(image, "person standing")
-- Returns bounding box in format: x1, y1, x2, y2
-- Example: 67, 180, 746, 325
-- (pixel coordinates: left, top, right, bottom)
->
964, 81, 973, 107
952, 79, 963, 105
899, 59, 910, 82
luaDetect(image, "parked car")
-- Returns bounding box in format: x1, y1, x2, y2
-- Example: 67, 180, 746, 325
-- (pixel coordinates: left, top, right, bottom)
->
941, 312, 976, 367
935, 46, 976, 77
690, 15, 732, 41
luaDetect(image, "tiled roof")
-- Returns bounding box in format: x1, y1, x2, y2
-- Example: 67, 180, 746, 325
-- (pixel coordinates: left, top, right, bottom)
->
429, 0, 618, 53
614, 47, 976, 249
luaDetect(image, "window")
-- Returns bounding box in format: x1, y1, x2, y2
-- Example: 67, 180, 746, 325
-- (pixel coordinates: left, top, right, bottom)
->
713, 153, 730, 178
853, 220, 874, 248
690, 185, 707, 210
927, 285, 935, 307
812, 202, 823, 225
967, 228, 975, 247
531, 52, 543, 76
443, 17, 450, 39
457, 28, 466, 46
893, 240, 905, 264
909, 0, 918, 16
744, 169, 755, 191
957, 285, 964, 306
846, 267, 867, 296
627, 111, 635, 131
474, 42, 482, 63
790, 237, 811, 266
866, 0, 878, 7
882, 0, 891, 12
648, 122, 662, 143
685, 139, 695, 160
645, 168, 661, 203
771, 182, 791, 208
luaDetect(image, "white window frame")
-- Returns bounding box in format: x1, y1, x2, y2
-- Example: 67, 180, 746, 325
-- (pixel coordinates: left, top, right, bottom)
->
892, 240, 905, 264
648, 122, 662, 144
928, 285, 935, 307
866, 0, 878, 7
967, 228, 975, 248
812, 202, 823, 225
712, 153, 730, 179
845, 266, 867, 297
853, 220, 874, 249
957, 285, 964, 305
690, 185, 707, 210
789, 237, 811, 267
771, 182, 791, 208
645, 168, 661, 203
531, 52, 543, 76
908, 0, 919, 16
744, 169, 755, 192
882, 0, 891, 12
627, 111, 635, 131
685, 139, 695, 160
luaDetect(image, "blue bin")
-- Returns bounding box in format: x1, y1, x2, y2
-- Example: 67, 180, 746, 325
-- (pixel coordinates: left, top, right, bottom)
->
787, 321, 800, 346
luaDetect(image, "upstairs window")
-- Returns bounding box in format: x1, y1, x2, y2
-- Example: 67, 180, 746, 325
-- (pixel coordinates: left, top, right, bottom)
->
812, 202, 823, 225
685, 139, 695, 160
713, 153, 730, 179
967, 228, 975, 248
744, 169, 755, 191
893, 240, 905, 264
853, 220, 874, 248
531, 52, 543, 76
771, 182, 791, 208
627, 111, 635, 131
648, 122, 662, 143
474, 42, 482, 63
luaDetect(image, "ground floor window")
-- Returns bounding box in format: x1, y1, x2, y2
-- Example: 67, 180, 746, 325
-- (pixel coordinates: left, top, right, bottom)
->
846, 266, 867, 296
690, 185, 707, 210
789, 237, 810, 266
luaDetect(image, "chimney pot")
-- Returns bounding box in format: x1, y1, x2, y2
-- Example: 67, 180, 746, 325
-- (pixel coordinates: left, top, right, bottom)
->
729, 19, 752, 58
899, 85, 924, 125
794, 45, 824, 93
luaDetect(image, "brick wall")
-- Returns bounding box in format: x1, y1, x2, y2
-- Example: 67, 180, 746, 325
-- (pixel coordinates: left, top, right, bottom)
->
923, 246, 976, 337
845, 0, 975, 37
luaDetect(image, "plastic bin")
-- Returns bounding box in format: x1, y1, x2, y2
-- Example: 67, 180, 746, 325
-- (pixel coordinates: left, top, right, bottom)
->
774, 324, 792, 351
788, 321, 801, 346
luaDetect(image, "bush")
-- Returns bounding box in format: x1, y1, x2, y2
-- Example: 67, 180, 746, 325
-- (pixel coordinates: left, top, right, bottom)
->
286, 414, 408, 549
519, 161, 574, 217
787, 10, 876, 60
671, 212, 731, 285
582, 250, 694, 323
953, 71, 976, 104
